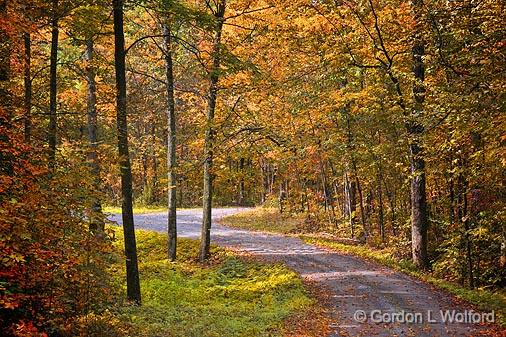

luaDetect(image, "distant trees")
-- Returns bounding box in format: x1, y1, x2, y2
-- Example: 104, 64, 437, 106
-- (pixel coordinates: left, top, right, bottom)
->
0, 4, 503, 336
241, 0, 504, 288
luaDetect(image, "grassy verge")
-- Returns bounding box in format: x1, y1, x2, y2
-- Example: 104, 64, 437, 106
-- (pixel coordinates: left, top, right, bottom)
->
301, 236, 506, 327
222, 208, 505, 327
108, 228, 313, 336
104, 205, 241, 214
103, 205, 168, 214
220, 207, 302, 234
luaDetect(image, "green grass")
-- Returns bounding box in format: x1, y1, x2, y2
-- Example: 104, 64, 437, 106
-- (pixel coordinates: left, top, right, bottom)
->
220, 207, 302, 234
104, 205, 241, 214
301, 236, 506, 327
108, 229, 312, 337
222, 209, 506, 328
103, 205, 168, 214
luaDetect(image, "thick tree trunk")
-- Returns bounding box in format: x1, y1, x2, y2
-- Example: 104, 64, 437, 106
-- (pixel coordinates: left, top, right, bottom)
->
410, 0, 429, 269
85, 38, 104, 232
24, 33, 31, 143
112, 0, 141, 304
48, 0, 59, 169
200, 1, 225, 262
162, 22, 177, 261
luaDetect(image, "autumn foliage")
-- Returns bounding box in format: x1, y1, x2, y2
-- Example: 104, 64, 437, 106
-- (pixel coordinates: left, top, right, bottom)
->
0, 0, 505, 334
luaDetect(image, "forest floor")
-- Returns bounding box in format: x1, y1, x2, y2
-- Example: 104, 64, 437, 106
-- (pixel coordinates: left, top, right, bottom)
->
109, 208, 505, 337
108, 229, 323, 337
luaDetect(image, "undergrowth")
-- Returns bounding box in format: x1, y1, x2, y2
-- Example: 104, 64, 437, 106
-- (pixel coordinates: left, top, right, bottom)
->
105, 229, 312, 337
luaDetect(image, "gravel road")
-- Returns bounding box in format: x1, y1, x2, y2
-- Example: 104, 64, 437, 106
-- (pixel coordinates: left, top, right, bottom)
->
109, 208, 498, 337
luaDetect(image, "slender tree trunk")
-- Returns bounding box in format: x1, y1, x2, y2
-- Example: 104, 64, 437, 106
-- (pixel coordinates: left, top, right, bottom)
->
162, 22, 177, 261
260, 159, 268, 203
501, 230, 506, 269
48, 0, 59, 169
463, 192, 474, 288
373, 148, 386, 242
200, 0, 225, 262
377, 171, 385, 242
24, 33, 31, 143
112, 0, 141, 304
458, 171, 474, 288
238, 157, 245, 205
151, 124, 158, 202
0, 0, 11, 126
344, 110, 367, 240
410, 0, 429, 269
85, 37, 104, 232
352, 162, 367, 241
344, 172, 355, 238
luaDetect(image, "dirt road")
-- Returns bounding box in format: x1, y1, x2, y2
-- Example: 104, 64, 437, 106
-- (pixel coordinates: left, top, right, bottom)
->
109, 208, 498, 337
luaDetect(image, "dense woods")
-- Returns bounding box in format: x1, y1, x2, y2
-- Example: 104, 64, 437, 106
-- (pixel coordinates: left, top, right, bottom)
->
0, 0, 504, 335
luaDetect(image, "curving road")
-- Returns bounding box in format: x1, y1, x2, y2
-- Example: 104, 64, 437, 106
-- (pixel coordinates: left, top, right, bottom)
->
109, 208, 498, 337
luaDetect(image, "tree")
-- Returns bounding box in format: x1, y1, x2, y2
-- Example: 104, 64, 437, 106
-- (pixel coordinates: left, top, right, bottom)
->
409, 0, 429, 269
162, 18, 177, 261
112, 0, 141, 304
85, 36, 105, 232
48, 0, 59, 169
200, 0, 226, 262
0, 0, 9, 125
23, 33, 31, 143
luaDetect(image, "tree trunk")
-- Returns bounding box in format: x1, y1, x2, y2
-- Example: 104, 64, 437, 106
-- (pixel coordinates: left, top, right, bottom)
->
24, 33, 31, 143
344, 172, 355, 238
200, 0, 225, 262
112, 0, 141, 304
352, 162, 368, 241
85, 38, 104, 232
151, 124, 158, 203
0, 0, 11, 127
458, 171, 474, 288
344, 110, 367, 241
409, 0, 429, 269
377, 171, 385, 242
260, 159, 268, 203
162, 22, 177, 261
238, 157, 245, 205
48, 0, 59, 169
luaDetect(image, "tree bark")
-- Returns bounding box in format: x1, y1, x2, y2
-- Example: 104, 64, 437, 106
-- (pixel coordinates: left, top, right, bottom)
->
353, 162, 368, 241
48, 0, 59, 169
24, 33, 31, 143
85, 37, 104, 232
200, 0, 225, 262
0, 0, 11, 126
344, 172, 355, 238
112, 0, 141, 304
238, 157, 245, 205
162, 22, 177, 261
377, 171, 385, 242
410, 0, 429, 269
